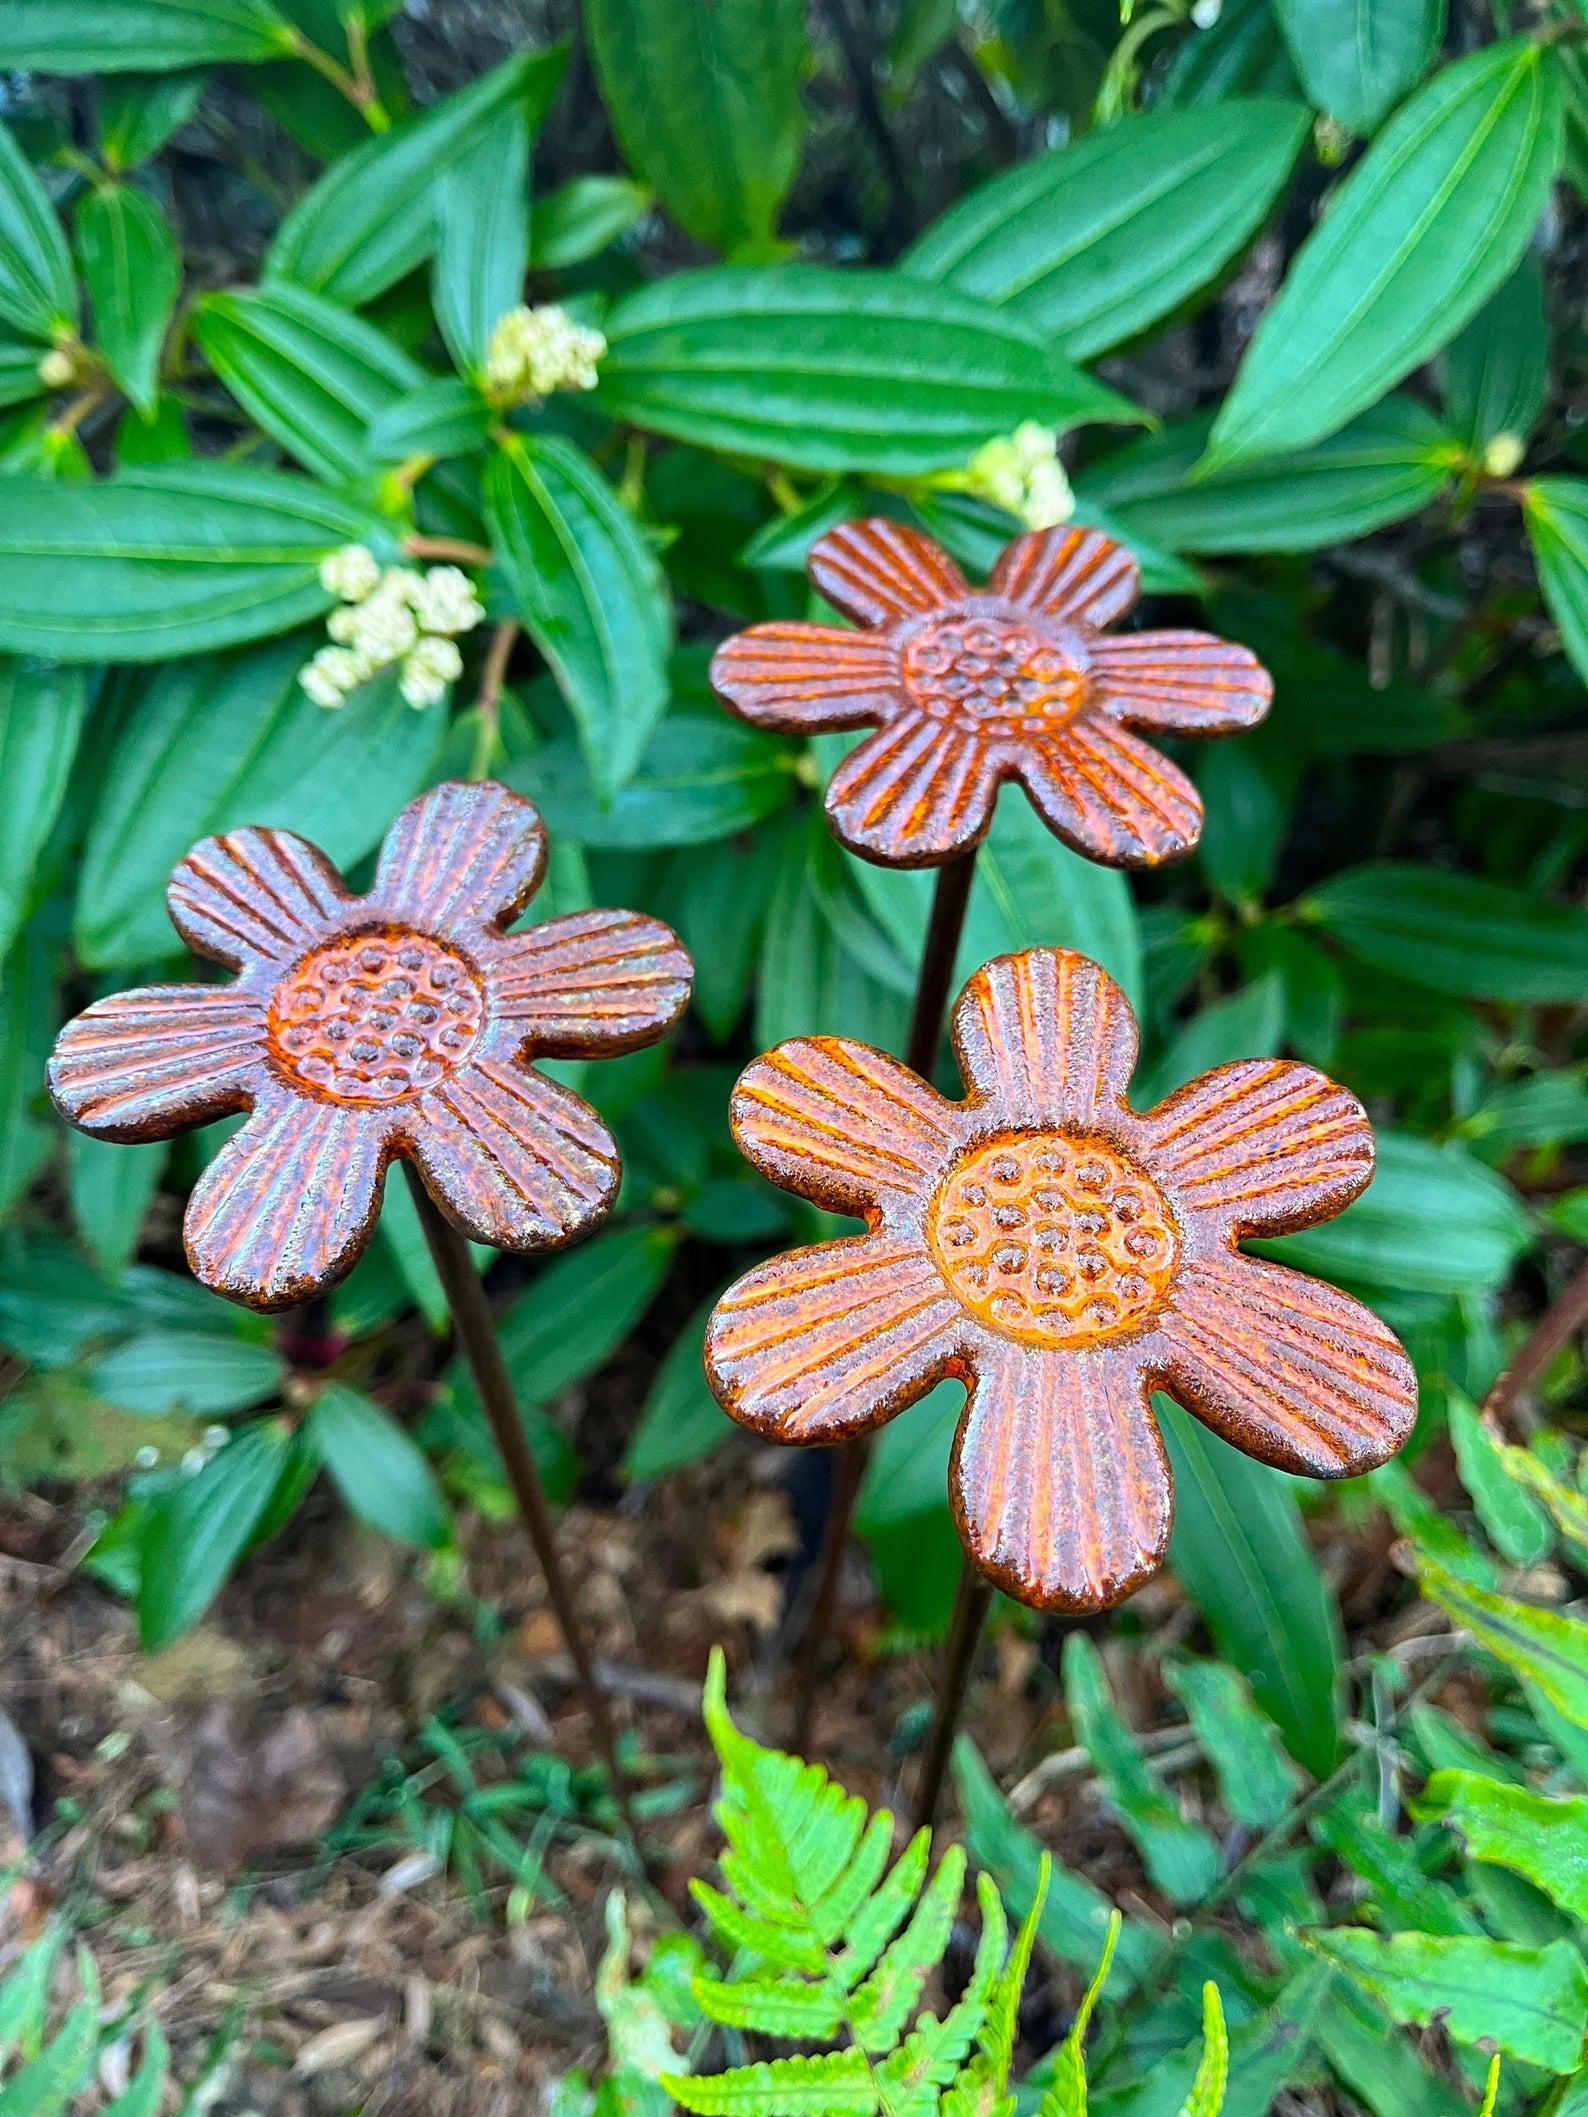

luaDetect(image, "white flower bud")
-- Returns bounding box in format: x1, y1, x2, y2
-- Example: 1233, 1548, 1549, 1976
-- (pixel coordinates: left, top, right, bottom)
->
411, 565, 485, 637
318, 543, 382, 601
1482, 431, 1526, 479
37, 346, 75, 390
963, 421, 1073, 530
485, 303, 607, 401
300, 645, 371, 708
347, 578, 420, 663
400, 635, 463, 708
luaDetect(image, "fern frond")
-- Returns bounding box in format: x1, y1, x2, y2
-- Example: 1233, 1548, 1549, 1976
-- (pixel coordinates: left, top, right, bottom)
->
882, 1875, 1008, 2098
692, 1974, 845, 2040
1175, 1984, 1227, 2117
1476, 2052, 1501, 2117
816, 1810, 895, 1941
940, 1854, 1052, 2117
836, 1830, 931, 1989
691, 1880, 828, 1974
852, 1845, 968, 2054
1038, 1910, 1121, 2117
663, 2049, 878, 2117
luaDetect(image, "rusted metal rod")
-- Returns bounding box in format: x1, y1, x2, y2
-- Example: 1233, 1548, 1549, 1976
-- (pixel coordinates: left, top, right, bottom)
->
910, 1560, 993, 1835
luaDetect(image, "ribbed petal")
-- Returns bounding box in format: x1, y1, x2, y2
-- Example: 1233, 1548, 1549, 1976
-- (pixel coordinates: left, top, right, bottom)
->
49, 984, 263, 1142
184, 1093, 390, 1310
409, 1058, 620, 1250
952, 1337, 1171, 1612
1158, 1255, 1418, 1477
1091, 632, 1272, 735
168, 828, 349, 969
951, 948, 1138, 1132
1019, 717, 1203, 867
373, 780, 547, 931
730, 1036, 962, 1219
710, 622, 902, 731
1142, 1058, 1375, 1241
808, 518, 967, 626
991, 527, 1139, 629
486, 910, 692, 1053
825, 714, 1000, 867
706, 1236, 962, 1443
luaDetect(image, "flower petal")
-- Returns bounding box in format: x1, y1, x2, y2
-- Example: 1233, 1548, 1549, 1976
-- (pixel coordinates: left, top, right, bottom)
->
487, 910, 691, 1052
710, 622, 902, 731
1090, 632, 1272, 735
951, 949, 1138, 1132
1019, 716, 1202, 866
825, 715, 1000, 867
373, 780, 547, 932
731, 1036, 962, 1219
168, 829, 350, 969
409, 1057, 620, 1249
49, 984, 263, 1141
1157, 1254, 1417, 1477
951, 1337, 1171, 1612
991, 527, 1139, 629
706, 1236, 963, 1443
1142, 1058, 1375, 1239
808, 518, 967, 626
184, 1093, 389, 1310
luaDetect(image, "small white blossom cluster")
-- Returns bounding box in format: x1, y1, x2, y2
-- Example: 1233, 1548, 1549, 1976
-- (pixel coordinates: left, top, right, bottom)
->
964, 421, 1075, 531
302, 546, 485, 710
484, 303, 606, 404
37, 345, 77, 389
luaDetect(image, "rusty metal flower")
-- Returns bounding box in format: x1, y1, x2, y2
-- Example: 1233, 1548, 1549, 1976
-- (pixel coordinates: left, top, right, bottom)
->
711, 518, 1271, 868
705, 947, 1415, 1613
49, 782, 692, 1312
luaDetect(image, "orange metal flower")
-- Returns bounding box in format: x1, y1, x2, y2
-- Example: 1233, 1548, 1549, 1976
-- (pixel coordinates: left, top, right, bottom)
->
711, 518, 1271, 868
705, 947, 1415, 1614
49, 781, 692, 1312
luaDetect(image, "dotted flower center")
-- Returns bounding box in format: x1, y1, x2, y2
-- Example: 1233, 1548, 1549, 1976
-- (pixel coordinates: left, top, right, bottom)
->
900, 615, 1087, 739
269, 929, 486, 1105
927, 1131, 1178, 1348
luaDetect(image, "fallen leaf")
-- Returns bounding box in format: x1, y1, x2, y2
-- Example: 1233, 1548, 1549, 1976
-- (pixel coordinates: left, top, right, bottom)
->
294, 2017, 385, 2076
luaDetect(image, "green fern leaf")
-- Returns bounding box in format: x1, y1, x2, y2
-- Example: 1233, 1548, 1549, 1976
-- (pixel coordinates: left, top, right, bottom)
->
817, 1810, 896, 1939
882, 1874, 1009, 2098
692, 1974, 845, 2040
836, 1830, 931, 1989
1175, 1984, 1227, 2117
1039, 1911, 1121, 2117
662, 2049, 878, 2116
690, 1880, 829, 1974
852, 1844, 968, 2053
941, 1855, 1052, 2117
1476, 2053, 1501, 2117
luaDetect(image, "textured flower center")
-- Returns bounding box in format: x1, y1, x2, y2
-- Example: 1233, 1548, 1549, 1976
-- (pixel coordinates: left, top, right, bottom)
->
900, 614, 1087, 739
269, 929, 485, 1104
927, 1131, 1178, 1348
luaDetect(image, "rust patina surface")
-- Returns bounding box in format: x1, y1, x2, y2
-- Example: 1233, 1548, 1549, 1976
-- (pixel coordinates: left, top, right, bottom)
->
49, 781, 692, 1311
705, 946, 1416, 1614
710, 518, 1273, 868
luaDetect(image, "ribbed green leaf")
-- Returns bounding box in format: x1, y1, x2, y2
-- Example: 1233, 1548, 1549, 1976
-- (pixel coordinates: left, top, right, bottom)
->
76, 183, 178, 415
433, 101, 529, 378
1448, 1394, 1552, 1566
0, 123, 76, 344
849, 1847, 965, 2052
1272, 0, 1443, 135
139, 1419, 291, 1648
0, 1, 293, 71
0, 658, 85, 960
531, 175, 649, 269
99, 74, 209, 169
308, 1384, 449, 1550
1208, 39, 1561, 468
1524, 476, 1588, 686
1442, 256, 1547, 452
691, 1974, 844, 2039
1303, 860, 1588, 1003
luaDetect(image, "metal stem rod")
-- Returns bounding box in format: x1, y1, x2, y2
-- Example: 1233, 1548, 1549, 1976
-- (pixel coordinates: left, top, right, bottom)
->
910, 1559, 993, 1835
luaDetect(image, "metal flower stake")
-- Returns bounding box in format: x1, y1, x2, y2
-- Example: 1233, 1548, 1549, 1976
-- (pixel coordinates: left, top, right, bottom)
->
48, 779, 692, 1847
703, 945, 1418, 1826
711, 515, 1273, 1730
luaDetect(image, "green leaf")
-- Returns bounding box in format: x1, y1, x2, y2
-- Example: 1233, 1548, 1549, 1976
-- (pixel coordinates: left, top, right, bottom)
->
100, 2021, 169, 2117
1417, 1768, 1588, 1924
903, 100, 1308, 360
1207, 38, 1561, 469
487, 434, 672, 802
75, 183, 178, 417
0, 122, 76, 345
624, 1293, 734, 1481
1304, 1928, 1588, 2074
1488, 1443, 1588, 1561
1177, 1983, 1229, 2117
67, 1131, 167, 1279
434, 101, 530, 379
1303, 860, 1588, 1004
1523, 476, 1588, 687
1062, 1635, 1220, 1905
0, 463, 389, 661
139, 1418, 291, 1648
0, 658, 85, 958
1309, 1798, 1472, 1936
1409, 1545, 1588, 1731
1447, 1393, 1552, 1566
0, 1, 293, 70
666, 2050, 876, 2117
99, 72, 209, 169
1039, 1910, 1120, 2117
530, 176, 649, 270
1163, 1658, 1303, 1830
1272, 0, 1443, 135
596, 265, 1139, 476
193, 284, 422, 481
0, 931, 54, 1219
1133, 972, 1283, 1108
1257, 1130, 1529, 1298
265, 46, 565, 307
586, 0, 806, 255
89, 1330, 284, 1414
0, 1999, 99, 2117
1158, 1397, 1342, 1777
76, 637, 443, 965
308, 1383, 449, 1549
1441, 256, 1547, 453
1076, 398, 1460, 554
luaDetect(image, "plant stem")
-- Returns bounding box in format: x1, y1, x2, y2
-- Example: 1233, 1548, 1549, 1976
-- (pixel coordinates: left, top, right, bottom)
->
789, 848, 978, 1746
401, 1167, 650, 1865
910, 1561, 994, 1834
1483, 1256, 1588, 1432
404, 534, 496, 568
469, 620, 519, 781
